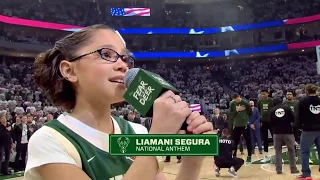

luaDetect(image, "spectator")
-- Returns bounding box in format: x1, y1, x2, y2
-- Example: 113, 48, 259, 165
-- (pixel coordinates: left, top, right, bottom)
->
249, 100, 262, 154
127, 110, 141, 124
46, 113, 53, 122
295, 84, 320, 179
0, 116, 13, 175
211, 108, 224, 134
13, 114, 33, 171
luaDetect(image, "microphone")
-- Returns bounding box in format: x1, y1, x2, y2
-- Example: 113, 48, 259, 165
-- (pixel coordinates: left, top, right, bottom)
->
123, 68, 189, 131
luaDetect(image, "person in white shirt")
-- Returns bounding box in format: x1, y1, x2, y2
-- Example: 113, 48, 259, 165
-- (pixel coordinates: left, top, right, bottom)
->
13, 114, 33, 171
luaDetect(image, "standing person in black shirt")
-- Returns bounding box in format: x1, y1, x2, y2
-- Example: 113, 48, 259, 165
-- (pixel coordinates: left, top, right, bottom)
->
295, 84, 320, 179
0, 116, 13, 175
214, 129, 244, 178
222, 114, 228, 129
211, 108, 224, 135
269, 98, 299, 175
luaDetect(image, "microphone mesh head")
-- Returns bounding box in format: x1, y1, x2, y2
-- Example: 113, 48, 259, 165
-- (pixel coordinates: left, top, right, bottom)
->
124, 68, 140, 88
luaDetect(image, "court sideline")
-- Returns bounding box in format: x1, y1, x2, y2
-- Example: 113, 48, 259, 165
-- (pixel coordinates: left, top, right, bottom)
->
163, 148, 320, 180
3, 148, 320, 180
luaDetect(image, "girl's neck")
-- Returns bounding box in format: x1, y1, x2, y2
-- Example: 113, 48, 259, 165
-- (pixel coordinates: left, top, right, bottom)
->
71, 99, 113, 134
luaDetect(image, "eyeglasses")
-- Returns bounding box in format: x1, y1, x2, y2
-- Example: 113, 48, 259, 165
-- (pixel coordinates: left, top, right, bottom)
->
69, 48, 135, 68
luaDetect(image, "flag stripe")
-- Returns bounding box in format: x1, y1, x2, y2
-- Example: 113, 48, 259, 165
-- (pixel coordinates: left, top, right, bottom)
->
125, 11, 150, 16
125, 9, 150, 16
190, 104, 200, 108
124, 9, 149, 15
111, 7, 150, 16
124, 8, 149, 11
190, 104, 201, 112
190, 108, 201, 112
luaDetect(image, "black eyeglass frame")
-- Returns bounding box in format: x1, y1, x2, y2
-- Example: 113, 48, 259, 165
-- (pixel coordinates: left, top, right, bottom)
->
69, 47, 135, 68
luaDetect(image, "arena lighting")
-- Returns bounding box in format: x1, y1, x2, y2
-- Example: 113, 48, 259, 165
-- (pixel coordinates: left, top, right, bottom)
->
131, 45, 284, 58
0, 37, 319, 59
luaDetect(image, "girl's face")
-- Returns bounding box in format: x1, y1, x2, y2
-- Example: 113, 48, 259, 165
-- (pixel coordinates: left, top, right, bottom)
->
60, 29, 131, 106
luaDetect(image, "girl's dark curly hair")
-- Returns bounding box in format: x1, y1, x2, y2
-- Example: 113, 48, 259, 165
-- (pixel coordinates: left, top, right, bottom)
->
34, 24, 113, 110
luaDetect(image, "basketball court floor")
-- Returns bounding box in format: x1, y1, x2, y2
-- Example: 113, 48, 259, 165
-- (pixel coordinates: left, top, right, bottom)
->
2, 147, 320, 180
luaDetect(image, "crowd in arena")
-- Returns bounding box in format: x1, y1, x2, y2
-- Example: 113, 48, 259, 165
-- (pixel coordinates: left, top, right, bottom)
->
0, 51, 317, 175
221, 55, 320, 100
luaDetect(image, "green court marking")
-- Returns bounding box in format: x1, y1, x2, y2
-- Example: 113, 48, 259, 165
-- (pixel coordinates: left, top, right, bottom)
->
0, 172, 24, 180
252, 147, 319, 165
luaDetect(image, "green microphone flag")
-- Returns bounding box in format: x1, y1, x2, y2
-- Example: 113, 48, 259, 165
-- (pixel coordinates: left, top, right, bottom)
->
123, 69, 179, 117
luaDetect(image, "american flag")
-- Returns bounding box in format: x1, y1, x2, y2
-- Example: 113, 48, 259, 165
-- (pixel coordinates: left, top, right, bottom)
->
190, 104, 201, 112
111, 8, 151, 16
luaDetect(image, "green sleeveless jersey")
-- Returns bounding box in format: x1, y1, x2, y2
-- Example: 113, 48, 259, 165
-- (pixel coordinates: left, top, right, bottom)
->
257, 98, 273, 122
284, 100, 296, 112
45, 117, 136, 180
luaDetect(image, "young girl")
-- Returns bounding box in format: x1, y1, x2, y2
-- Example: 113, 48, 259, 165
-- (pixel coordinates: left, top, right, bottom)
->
25, 24, 214, 180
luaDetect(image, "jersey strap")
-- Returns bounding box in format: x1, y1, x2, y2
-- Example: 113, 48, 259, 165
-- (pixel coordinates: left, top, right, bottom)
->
41, 126, 83, 168
112, 116, 136, 134
43, 116, 136, 170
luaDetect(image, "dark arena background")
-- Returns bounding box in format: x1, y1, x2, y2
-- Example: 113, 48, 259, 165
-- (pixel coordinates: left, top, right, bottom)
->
1, 0, 320, 179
